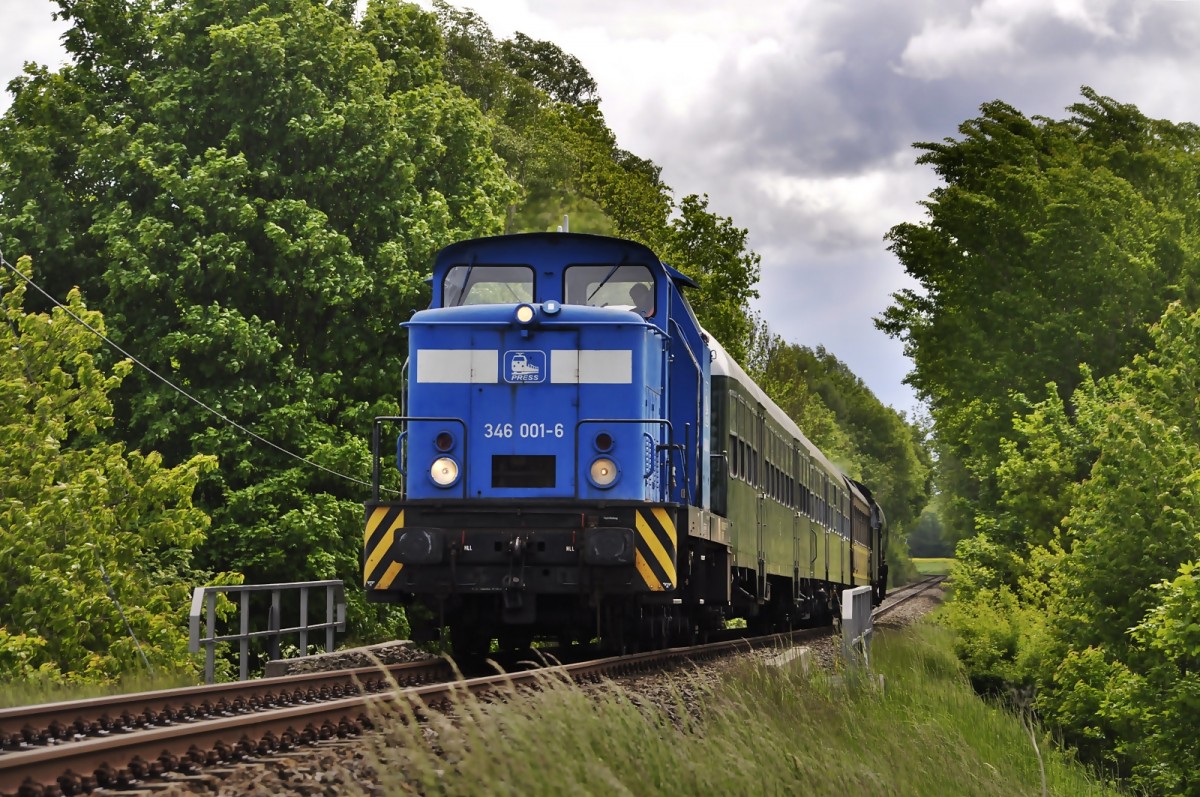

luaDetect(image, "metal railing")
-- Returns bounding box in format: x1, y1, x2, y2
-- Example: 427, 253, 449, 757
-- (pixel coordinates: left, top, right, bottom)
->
188, 580, 346, 683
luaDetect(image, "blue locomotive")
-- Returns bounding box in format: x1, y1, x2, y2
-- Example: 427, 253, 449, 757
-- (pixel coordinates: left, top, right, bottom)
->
363, 232, 887, 656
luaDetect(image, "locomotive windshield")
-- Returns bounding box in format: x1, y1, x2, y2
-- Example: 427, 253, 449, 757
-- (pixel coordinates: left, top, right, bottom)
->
443, 264, 534, 306
564, 264, 655, 313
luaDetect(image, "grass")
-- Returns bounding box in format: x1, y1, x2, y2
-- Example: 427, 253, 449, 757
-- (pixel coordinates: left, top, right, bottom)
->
912, 557, 955, 575
0, 669, 200, 709
363, 621, 1120, 797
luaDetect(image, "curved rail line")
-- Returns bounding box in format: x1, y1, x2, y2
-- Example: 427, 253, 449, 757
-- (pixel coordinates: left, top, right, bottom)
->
2, 576, 943, 796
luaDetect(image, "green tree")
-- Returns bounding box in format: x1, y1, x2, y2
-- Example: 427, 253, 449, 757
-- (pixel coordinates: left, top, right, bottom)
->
0, 0, 516, 639
907, 505, 951, 558
942, 303, 1200, 790
499, 31, 598, 107
661, 194, 761, 361
879, 88, 1200, 538
0, 256, 219, 683
432, 3, 672, 241
428, 8, 757, 354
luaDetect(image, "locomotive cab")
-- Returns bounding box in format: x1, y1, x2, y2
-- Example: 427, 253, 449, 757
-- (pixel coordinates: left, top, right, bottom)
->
363, 233, 704, 655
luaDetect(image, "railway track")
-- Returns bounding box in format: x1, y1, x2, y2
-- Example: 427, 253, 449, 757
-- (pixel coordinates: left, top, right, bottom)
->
2, 576, 943, 796
874, 574, 945, 620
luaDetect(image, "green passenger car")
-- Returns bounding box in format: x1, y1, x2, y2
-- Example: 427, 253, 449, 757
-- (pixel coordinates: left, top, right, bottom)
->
708, 336, 887, 628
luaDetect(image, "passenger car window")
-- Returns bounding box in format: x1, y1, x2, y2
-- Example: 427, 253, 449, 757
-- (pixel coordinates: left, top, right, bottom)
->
564, 264, 654, 316
443, 265, 534, 306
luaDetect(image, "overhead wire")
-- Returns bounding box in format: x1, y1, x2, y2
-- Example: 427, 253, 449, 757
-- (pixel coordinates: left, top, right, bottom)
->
0, 245, 387, 492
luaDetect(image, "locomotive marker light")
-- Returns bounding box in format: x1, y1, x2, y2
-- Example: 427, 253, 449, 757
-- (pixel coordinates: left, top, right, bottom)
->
430, 456, 460, 487
514, 303, 536, 339
589, 457, 619, 488
434, 431, 455, 452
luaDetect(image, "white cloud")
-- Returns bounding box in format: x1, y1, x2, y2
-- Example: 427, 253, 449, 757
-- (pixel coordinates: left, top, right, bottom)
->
0, 1, 70, 113
748, 161, 936, 251
896, 0, 1158, 79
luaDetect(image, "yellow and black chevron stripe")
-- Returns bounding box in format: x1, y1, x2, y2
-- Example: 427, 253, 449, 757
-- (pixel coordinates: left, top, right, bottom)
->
633, 508, 677, 592
364, 505, 405, 591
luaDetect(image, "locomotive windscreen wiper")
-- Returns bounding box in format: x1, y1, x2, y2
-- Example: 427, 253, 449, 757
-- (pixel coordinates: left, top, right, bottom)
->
448, 256, 478, 307
586, 256, 629, 303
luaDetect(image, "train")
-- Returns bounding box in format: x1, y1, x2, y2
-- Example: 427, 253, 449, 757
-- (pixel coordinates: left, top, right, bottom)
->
362, 232, 888, 657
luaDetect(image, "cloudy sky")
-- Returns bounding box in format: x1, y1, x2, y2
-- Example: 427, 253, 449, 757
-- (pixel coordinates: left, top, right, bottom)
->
5, 0, 1200, 415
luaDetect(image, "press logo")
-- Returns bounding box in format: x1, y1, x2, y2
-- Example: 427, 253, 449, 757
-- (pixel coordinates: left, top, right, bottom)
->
504, 350, 546, 383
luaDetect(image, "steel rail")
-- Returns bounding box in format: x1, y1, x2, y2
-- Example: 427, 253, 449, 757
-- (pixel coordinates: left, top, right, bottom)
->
0, 657, 453, 751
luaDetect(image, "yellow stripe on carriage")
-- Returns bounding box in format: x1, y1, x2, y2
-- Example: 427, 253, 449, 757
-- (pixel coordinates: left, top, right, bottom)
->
851, 542, 870, 583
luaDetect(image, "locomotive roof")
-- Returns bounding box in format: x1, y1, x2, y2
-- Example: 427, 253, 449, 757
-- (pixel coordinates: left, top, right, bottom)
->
707, 330, 864, 502
432, 232, 700, 290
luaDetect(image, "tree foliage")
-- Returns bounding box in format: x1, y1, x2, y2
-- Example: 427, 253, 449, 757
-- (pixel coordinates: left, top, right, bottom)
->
942, 286, 1200, 791
499, 32, 598, 107
907, 505, 952, 558
0, 257, 220, 683
880, 88, 1200, 536
885, 89, 1200, 790
0, 0, 516, 641
427, 6, 760, 355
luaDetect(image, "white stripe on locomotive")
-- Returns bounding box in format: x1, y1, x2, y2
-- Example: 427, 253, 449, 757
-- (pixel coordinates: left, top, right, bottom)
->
415, 349, 633, 384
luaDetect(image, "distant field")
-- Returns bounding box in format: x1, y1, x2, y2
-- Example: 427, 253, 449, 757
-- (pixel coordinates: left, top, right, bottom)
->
912, 557, 955, 575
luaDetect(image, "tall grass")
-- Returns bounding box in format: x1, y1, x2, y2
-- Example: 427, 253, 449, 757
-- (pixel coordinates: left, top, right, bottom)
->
365, 623, 1120, 797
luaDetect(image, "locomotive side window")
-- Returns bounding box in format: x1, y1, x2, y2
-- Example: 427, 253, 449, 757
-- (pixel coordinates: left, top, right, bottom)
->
443, 264, 534, 306
564, 264, 655, 314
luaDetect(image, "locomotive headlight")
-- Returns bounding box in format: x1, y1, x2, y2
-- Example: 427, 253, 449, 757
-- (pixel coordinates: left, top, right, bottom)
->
589, 457, 619, 488
430, 457, 460, 487
515, 304, 535, 323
